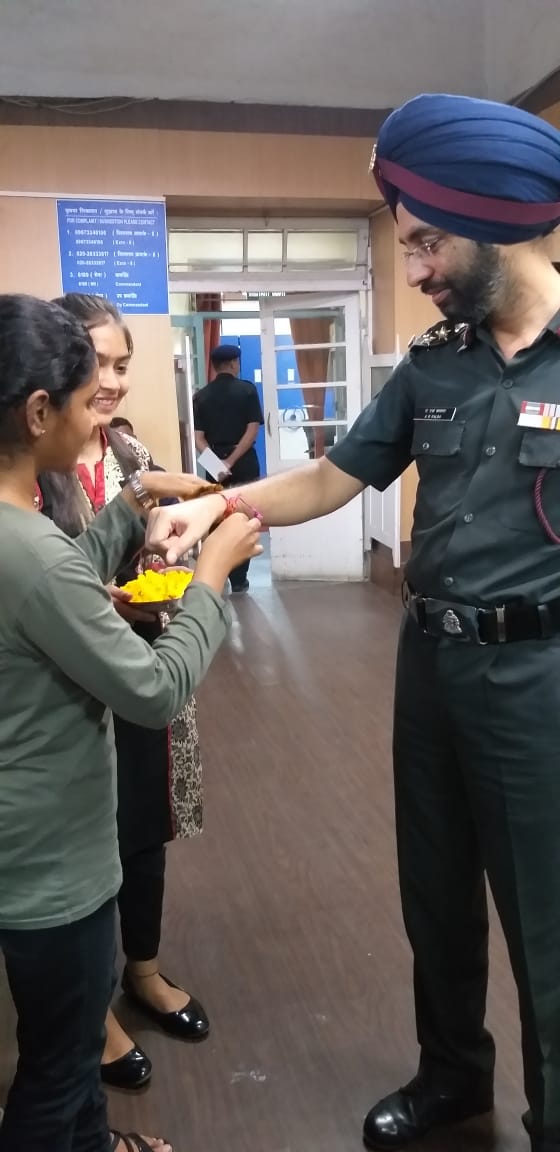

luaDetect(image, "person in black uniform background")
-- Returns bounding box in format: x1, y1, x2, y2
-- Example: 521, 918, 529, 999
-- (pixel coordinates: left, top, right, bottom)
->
194, 344, 263, 592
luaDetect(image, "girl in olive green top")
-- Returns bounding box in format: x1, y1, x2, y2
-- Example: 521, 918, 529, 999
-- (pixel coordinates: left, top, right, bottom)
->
0, 294, 262, 1152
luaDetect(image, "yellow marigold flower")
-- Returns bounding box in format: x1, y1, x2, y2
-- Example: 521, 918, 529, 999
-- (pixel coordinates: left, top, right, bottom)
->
121, 569, 193, 604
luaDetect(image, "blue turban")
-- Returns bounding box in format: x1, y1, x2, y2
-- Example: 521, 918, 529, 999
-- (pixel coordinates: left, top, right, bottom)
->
372, 93, 560, 244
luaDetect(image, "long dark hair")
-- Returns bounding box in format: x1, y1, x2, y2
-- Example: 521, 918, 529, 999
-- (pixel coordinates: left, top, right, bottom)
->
0, 294, 96, 454
40, 294, 139, 537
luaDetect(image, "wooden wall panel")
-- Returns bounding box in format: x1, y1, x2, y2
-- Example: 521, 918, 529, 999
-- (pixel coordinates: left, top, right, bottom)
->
0, 198, 61, 298
0, 126, 376, 206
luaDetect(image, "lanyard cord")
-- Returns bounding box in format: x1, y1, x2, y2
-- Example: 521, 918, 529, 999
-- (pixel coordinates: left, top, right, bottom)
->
534, 468, 560, 545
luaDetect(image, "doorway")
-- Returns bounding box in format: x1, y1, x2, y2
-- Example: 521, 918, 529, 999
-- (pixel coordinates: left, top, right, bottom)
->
172, 289, 364, 581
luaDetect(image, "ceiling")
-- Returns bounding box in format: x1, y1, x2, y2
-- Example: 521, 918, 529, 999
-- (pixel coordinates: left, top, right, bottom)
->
0, 0, 557, 116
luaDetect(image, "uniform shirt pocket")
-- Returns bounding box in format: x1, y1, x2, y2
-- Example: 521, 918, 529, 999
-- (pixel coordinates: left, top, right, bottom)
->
410, 421, 466, 529
518, 429, 560, 469
498, 429, 560, 535
411, 420, 465, 457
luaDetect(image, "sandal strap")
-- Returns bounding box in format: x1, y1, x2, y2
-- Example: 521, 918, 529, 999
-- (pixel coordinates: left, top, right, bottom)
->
110, 1131, 172, 1152
109, 1134, 141, 1152
127, 1137, 152, 1152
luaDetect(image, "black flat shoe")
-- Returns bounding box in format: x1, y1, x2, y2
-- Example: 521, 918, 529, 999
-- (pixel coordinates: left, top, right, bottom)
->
122, 969, 210, 1041
101, 1045, 152, 1090
363, 1074, 494, 1149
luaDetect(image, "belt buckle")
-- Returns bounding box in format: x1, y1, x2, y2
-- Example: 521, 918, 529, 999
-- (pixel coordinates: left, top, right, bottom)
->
442, 608, 464, 637
438, 603, 485, 644
440, 606, 476, 642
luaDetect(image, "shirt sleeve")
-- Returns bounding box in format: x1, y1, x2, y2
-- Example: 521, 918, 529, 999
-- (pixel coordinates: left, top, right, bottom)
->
16, 537, 229, 729
193, 391, 205, 432
74, 493, 146, 584
327, 359, 415, 490
245, 383, 264, 426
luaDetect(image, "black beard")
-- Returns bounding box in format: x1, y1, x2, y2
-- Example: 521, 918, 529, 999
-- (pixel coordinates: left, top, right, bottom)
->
425, 243, 503, 325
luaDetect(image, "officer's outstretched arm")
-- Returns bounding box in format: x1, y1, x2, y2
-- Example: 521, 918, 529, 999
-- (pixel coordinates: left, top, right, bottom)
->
145, 457, 364, 564
224, 456, 364, 526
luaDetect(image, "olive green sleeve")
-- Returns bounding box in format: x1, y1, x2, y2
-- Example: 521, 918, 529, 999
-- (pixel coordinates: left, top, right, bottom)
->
74, 493, 146, 584
16, 535, 229, 728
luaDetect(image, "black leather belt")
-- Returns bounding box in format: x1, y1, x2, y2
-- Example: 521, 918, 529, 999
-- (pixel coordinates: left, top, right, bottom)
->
403, 582, 560, 644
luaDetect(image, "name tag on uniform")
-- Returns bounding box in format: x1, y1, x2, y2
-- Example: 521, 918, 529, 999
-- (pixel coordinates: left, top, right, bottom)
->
414, 407, 456, 422
518, 400, 560, 430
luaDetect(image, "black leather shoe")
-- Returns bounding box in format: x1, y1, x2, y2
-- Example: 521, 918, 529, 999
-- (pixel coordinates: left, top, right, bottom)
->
100, 1045, 152, 1090
122, 969, 210, 1041
363, 1075, 494, 1149
230, 579, 250, 594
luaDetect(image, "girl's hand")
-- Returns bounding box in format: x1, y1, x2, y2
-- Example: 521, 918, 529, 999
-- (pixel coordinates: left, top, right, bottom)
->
194, 514, 263, 594
108, 585, 159, 624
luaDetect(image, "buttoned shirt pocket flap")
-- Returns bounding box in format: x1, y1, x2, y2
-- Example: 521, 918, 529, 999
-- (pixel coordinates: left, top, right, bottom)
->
518, 429, 560, 470
411, 421, 465, 457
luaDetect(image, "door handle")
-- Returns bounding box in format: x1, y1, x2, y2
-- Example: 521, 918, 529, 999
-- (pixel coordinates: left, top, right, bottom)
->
266, 412, 271, 437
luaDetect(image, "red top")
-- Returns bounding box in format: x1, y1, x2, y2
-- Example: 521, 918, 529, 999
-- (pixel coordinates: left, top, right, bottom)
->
76, 430, 108, 513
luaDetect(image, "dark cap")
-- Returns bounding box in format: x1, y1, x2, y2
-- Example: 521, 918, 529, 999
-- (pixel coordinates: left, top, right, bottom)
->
210, 343, 241, 367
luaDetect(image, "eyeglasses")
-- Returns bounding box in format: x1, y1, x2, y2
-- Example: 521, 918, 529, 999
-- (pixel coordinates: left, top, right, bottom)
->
401, 235, 448, 263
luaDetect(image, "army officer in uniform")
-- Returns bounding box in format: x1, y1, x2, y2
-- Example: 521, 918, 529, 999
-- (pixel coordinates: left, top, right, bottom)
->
146, 94, 560, 1152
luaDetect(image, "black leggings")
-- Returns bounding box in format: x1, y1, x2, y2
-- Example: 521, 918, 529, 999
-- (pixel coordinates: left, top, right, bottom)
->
0, 899, 115, 1152
118, 844, 166, 962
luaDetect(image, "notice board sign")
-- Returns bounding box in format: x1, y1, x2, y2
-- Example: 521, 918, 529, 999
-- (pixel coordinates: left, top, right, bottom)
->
57, 199, 169, 315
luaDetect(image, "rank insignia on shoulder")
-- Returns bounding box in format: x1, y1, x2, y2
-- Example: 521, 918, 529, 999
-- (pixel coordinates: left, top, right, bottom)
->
408, 321, 472, 352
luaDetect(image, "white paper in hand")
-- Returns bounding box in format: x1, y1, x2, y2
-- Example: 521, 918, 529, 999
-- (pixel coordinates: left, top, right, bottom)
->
197, 447, 231, 481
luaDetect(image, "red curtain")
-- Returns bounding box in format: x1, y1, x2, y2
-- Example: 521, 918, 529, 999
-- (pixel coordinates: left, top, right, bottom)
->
289, 317, 330, 459
196, 293, 221, 380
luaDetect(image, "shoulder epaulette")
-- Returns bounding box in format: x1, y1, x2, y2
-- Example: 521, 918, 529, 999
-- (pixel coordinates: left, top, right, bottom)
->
408, 321, 471, 351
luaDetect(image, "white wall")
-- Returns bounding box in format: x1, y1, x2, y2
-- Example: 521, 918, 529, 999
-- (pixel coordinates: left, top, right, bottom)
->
483, 0, 560, 103
2, 0, 559, 115
2, 0, 485, 108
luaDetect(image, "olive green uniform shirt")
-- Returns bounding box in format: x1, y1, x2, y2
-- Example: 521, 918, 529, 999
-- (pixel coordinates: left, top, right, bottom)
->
329, 314, 560, 606
0, 494, 229, 929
